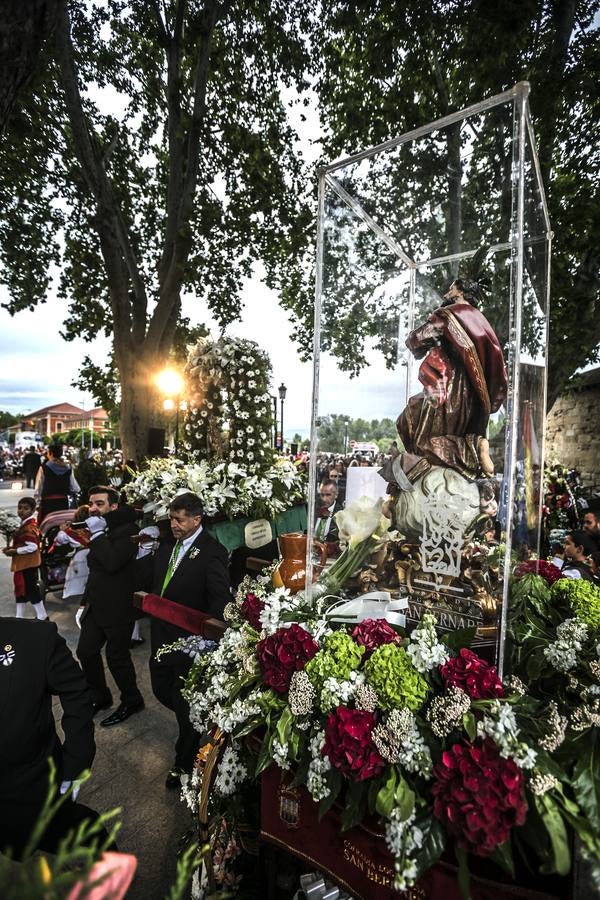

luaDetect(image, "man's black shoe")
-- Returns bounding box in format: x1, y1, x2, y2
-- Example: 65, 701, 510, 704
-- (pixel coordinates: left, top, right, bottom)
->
100, 700, 144, 727
165, 767, 185, 790
92, 696, 113, 715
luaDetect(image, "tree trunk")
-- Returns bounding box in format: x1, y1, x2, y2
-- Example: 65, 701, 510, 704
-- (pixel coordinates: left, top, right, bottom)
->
117, 350, 157, 462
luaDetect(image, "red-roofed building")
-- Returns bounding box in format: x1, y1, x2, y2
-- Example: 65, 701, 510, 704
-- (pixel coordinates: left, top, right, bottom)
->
22, 403, 110, 437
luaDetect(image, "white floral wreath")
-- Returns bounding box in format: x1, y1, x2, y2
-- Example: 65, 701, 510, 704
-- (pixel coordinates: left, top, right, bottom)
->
183, 336, 274, 474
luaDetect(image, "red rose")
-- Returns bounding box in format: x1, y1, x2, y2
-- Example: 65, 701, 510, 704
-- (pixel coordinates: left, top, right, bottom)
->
432, 738, 527, 856
514, 560, 562, 584
257, 624, 319, 694
351, 618, 402, 657
323, 706, 385, 782
440, 648, 504, 700
241, 592, 264, 630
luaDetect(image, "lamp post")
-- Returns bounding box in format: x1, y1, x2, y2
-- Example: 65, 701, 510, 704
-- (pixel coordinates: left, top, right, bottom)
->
278, 382, 287, 453
156, 368, 185, 454
271, 396, 278, 449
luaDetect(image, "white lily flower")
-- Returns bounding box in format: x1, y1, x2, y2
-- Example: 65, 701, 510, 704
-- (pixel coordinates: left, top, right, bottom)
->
335, 496, 385, 548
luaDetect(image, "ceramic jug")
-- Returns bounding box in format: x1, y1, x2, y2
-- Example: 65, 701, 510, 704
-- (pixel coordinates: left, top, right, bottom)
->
273, 532, 328, 594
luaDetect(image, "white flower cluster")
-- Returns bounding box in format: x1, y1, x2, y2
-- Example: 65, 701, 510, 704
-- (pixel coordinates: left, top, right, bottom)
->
0, 509, 20, 537
426, 686, 471, 738
306, 731, 331, 802
538, 701, 567, 752
406, 614, 450, 673
184, 336, 274, 472
477, 701, 537, 769
319, 671, 365, 712
289, 670, 315, 717
384, 808, 424, 892
543, 618, 589, 673
372, 709, 432, 777
272, 739, 291, 771
529, 772, 558, 796
259, 586, 302, 636
214, 744, 248, 797
180, 767, 202, 812
123, 455, 305, 523
503, 674, 527, 696
212, 693, 261, 735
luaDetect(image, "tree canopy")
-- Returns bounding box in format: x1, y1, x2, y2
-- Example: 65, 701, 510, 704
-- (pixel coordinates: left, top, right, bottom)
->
0, 0, 598, 453
283, 0, 599, 409
0, 0, 315, 458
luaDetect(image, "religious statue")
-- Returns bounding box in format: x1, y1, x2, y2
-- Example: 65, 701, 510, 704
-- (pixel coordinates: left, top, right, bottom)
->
382, 259, 507, 492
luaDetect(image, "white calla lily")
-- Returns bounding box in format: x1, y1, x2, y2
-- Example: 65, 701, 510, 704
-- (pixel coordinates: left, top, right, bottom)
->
334, 496, 385, 548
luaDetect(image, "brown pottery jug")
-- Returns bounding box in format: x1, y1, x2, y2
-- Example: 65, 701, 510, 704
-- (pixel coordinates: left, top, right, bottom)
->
273, 532, 328, 594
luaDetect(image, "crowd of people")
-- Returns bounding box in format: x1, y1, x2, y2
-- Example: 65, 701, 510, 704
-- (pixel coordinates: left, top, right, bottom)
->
2, 438, 600, 879
0, 455, 231, 870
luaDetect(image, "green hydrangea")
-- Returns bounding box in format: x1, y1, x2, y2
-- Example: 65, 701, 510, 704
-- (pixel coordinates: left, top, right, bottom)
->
364, 644, 430, 711
305, 631, 364, 691
552, 578, 600, 632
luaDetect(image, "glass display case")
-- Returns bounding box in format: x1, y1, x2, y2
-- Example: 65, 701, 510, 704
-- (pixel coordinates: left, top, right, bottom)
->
306, 82, 551, 671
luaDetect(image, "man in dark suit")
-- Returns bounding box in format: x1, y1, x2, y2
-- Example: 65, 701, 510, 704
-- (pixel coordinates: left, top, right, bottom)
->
0, 617, 97, 857
315, 479, 343, 557
22, 446, 41, 489
141, 492, 230, 787
76, 485, 144, 727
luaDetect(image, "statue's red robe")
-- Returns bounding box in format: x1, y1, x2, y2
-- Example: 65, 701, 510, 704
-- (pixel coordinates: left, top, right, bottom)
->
396, 301, 508, 479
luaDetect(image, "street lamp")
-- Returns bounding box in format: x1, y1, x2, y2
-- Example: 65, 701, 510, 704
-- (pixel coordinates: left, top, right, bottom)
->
156, 368, 185, 453
278, 383, 287, 453
271, 395, 278, 449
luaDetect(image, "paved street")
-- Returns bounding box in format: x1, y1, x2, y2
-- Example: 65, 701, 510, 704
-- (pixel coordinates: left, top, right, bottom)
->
0, 483, 191, 899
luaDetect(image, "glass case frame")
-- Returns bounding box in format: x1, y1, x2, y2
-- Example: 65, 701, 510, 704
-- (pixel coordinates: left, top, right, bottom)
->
306, 82, 552, 673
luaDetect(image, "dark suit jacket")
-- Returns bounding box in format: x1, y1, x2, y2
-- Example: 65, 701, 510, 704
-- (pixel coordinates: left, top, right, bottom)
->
84, 505, 139, 627
140, 528, 231, 649
0, 618, 95, 809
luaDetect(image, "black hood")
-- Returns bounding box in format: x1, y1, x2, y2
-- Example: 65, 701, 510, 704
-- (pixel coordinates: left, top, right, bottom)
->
104, 505, 138, 529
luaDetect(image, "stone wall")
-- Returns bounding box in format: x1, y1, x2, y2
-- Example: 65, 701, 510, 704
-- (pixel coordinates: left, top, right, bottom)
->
545, 375, 600, 492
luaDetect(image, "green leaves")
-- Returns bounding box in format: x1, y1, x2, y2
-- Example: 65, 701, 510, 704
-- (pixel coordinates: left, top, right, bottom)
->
375, 768, 397, 819
534, 794, 571, 875
572, 731, 600, 835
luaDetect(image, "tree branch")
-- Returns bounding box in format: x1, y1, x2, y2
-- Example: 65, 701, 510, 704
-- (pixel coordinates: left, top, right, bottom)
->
147, 0, 230, 352
55, 0, 148, 343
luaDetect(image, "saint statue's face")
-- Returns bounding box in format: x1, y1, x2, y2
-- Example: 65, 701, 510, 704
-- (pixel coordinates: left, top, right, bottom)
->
443, 282, 464, 302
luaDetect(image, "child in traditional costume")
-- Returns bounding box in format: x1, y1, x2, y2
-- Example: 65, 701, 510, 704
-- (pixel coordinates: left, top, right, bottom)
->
2, 497, 48, 619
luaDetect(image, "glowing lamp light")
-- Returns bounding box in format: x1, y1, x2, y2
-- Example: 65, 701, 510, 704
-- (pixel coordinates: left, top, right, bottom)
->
156, 368, 184, 397
163, 398, 175, 411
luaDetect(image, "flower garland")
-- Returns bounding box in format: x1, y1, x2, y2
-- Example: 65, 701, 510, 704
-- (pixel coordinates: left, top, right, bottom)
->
123, 455, 305, 522
184, 336, 274, 473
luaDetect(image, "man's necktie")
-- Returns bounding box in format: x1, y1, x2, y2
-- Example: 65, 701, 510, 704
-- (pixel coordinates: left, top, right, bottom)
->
161, 540, 182, 594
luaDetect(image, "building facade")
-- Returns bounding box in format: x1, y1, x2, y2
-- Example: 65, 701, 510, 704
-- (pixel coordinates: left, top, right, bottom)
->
545, 369, 600, 493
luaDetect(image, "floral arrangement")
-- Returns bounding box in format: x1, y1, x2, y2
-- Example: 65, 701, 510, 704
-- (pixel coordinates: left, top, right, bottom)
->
122, 455, 305, 522
183, 336, 274, 472
174, 500, 600, 896
0, 509, 20, 542
514, 558, 562, 584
